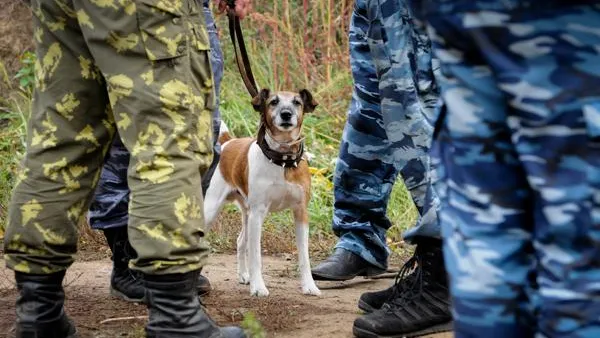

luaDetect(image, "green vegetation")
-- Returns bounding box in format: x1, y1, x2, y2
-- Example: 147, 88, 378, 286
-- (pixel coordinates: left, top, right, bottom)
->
0, 54, 31, 238
241, 311, 267, 338
0, 1, 417, 254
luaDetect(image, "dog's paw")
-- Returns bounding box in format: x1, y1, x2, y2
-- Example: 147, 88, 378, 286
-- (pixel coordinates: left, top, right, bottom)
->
250, 285, 270, 297
238, 272, 250, 285
302, 283, 322, 296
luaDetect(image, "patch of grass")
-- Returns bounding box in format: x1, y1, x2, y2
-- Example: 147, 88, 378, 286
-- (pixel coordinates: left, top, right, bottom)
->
241, 311, 267, 338
0, 60, 30, 237
129, 324, 146, 338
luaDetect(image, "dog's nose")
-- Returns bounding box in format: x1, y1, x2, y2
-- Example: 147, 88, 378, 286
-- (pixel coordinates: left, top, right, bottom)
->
280, 111, 293, 121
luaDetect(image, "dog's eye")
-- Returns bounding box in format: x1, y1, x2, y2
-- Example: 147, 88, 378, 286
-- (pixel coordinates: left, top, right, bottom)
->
269, 98, 279, 106
292, 99, 302, 106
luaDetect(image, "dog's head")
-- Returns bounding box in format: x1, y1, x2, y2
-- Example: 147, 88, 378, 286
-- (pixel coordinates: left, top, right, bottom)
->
252, 89, 318, 141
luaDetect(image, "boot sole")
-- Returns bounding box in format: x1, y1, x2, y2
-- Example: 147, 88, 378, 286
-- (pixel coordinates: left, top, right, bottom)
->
10, 331, 79, 338
353, 321, 453, 338
10, 325, 78, 338
110, 287, 145, 303
312, 266, 386, 281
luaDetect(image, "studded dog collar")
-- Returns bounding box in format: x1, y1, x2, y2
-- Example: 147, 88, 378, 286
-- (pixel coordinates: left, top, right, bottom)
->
256, 124, 305, 168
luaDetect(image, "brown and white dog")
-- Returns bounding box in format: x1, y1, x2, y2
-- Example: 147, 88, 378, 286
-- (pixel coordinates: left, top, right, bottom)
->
203, 89, 321, 297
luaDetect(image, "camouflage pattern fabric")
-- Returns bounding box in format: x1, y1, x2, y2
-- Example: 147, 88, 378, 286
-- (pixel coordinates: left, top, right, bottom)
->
421, 1, 600, 336
332, 0, 441, 269
4, 0, 216, 275
88, 0, 224, 231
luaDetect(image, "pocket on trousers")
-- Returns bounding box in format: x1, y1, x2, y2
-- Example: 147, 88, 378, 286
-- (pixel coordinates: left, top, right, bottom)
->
136, 0, 209, 61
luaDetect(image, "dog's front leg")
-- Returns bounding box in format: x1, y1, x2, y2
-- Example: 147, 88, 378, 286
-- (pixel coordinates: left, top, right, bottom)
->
202, 169, 231, 231
237, 205, 250, 285
247, 205, 269, 297
294, 208, 321, 296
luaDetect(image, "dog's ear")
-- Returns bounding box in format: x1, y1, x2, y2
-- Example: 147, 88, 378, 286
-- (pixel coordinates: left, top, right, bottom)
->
251, 88, 271, 113
299, 89, 318, 113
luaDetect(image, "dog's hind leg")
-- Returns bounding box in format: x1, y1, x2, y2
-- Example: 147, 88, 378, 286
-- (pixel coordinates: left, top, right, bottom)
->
203, 169, 232, 231
294, 208, 321, 296
247, 205, 269, 297
236, 203, 250, 284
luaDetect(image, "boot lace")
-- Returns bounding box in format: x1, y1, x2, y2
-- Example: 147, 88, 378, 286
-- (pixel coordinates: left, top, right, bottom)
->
384, 246, 427, 311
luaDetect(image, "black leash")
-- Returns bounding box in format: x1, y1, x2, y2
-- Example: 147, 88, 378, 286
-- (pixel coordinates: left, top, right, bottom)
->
227, 0, 259, 98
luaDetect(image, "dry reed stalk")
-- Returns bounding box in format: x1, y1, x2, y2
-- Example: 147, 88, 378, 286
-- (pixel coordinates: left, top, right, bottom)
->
272, 0, 279, 89
301, 0, 309, 86
326, 0, 333, 105
231, 1, 352, 93
282, 0, 291, 89
310, 0, 320, 86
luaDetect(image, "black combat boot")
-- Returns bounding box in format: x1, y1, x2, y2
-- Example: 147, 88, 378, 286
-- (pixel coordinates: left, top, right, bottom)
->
353, 237, 452, 338
144, 270, 246, 338
311, 248, 386, 281
103, 227, 145, 302
358, 283, 397, 313
357, 260, 420, 313
104, 227, 212, 300
197, 268, 212, 296
13, 271, 77, 338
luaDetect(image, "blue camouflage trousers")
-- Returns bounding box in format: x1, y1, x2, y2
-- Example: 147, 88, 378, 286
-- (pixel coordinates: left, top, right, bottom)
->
88, 0, 224, 230
333, 0, 441, 269
421, 1, 600, 336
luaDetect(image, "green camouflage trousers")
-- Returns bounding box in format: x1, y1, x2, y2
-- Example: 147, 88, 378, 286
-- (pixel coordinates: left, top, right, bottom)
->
3, 0, 215, 275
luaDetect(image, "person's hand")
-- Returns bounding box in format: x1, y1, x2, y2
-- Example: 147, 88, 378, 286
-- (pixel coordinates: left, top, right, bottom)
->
216, 0, 251, 20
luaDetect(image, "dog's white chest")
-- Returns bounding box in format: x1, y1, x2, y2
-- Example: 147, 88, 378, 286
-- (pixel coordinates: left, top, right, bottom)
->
247, 143, 305, 211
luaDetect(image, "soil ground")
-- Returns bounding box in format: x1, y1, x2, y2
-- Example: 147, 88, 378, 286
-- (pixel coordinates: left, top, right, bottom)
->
0, 253, 452, 338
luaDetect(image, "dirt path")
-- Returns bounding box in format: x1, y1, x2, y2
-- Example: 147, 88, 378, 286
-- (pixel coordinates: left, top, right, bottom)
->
0, 254, 452, 338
